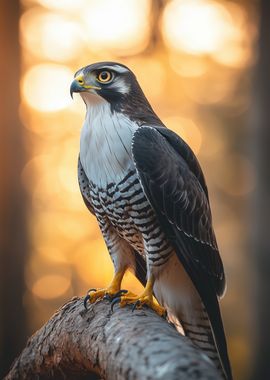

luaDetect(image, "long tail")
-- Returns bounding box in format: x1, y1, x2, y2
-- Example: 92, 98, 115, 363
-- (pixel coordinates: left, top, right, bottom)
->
154, 255, 232, 380
179, 300, 231, 380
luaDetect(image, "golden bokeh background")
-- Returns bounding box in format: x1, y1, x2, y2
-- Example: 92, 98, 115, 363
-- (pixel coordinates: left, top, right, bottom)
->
3, 0, 259, 378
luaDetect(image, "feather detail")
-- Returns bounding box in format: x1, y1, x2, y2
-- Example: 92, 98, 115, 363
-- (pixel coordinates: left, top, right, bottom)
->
79, 97, 138, 189
132, 126, 232, 380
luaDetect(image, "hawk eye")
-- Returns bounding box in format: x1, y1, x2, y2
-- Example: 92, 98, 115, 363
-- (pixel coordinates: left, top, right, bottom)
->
97, 70, 112, 83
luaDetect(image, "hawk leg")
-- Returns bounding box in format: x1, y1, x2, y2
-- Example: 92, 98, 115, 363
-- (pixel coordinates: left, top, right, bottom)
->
111, 275, 166, 317
84, 269, 128, 308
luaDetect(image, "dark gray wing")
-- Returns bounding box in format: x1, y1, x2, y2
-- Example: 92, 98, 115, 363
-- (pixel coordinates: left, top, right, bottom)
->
132, 126, 224, 295
132, 126, 231, 380
78, 157, 95, 215
155, 126, 210, 200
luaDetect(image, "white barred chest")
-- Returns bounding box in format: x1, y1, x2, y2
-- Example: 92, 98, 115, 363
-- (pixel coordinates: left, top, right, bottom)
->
88, 168, 155, 256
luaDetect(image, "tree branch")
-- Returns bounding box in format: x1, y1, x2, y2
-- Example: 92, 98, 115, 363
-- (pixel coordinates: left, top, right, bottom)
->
4, 297, 221, 380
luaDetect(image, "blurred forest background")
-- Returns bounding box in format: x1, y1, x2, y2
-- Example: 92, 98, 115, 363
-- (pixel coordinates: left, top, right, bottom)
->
1, 0, 269, 379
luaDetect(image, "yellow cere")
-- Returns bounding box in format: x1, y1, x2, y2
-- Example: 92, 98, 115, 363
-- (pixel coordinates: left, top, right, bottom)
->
74, 74, 102, 90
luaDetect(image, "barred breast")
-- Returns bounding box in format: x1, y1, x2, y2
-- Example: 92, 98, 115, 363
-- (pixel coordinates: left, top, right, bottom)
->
78, 101, 173, 268
84, 166, 174, 268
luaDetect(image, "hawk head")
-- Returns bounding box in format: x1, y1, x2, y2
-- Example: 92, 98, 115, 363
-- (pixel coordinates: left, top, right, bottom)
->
70, 61, 162, 125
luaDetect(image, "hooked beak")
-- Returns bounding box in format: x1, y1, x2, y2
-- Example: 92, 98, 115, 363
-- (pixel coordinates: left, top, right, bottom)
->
70, 74, 101, 98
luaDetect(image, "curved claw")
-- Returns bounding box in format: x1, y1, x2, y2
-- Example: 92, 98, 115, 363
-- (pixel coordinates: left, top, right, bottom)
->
132, 300, 141, 312
113, 289, 128, 299
103, 293, 112, 301
87, 288, 96, 293
83, 294, 90, 310
111, 297, 121, 312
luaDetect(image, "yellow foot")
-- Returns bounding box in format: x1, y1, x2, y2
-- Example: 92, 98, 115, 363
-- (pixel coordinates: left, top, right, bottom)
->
111, 291, 167, 317
83, 287, 118, 308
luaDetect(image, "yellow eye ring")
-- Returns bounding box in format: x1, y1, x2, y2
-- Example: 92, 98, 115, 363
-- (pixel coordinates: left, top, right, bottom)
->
97, 71, 112, 83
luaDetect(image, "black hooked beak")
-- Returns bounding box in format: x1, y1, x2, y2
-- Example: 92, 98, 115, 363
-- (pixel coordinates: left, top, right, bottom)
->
70, 75, 101, 99
70, 79, 83, 99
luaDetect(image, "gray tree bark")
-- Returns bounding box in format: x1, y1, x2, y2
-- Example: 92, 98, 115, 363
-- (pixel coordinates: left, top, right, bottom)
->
4, 297, 221, 380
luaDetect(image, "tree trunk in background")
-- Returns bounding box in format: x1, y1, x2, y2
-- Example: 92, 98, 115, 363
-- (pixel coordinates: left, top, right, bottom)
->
0, 1, 28, 377
250, 1, 270, 379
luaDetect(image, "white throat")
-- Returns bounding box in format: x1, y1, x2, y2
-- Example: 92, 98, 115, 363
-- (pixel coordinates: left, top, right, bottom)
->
79, 93, 138, 188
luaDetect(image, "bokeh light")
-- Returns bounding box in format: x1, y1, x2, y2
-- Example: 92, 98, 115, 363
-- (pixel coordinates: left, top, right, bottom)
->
162, 0, 232, 54
21, 64, 73, 112
162, 0, 250, 68
82, 0, 151, 54
20, 9, 84, 61
34, 0, 86, 12
31, 274, 71, 299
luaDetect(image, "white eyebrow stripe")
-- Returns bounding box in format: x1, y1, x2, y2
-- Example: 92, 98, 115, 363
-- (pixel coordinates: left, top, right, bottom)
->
101, 65, 129, 74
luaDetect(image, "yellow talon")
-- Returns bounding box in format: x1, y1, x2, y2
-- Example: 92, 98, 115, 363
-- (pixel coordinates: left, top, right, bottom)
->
85, 269, 125, 305
88, 288, 113, 303
113, 275, 166, 317
84, 271, 166, 318
118, 294, 166, 316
